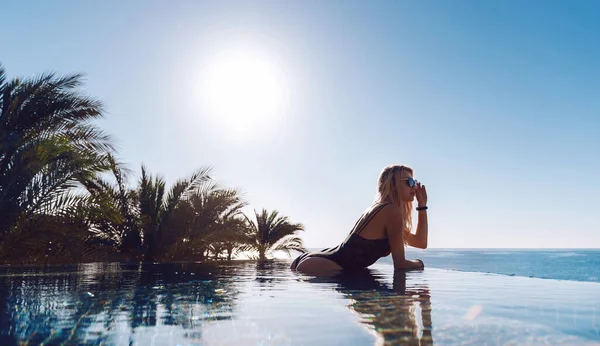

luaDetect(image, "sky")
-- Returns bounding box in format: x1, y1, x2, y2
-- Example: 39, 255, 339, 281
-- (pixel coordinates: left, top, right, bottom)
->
2, 0, 599, 248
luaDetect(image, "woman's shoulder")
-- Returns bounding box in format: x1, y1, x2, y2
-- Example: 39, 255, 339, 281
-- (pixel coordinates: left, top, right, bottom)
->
361, 202, 399, 220
371, 201, 397, 211
375, 202, 402, 218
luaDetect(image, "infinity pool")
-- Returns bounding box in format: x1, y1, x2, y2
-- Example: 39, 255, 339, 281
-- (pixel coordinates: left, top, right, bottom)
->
0, 260, 598, 345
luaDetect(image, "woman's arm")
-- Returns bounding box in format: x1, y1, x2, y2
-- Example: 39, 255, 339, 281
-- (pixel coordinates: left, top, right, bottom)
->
406, 208, 428, 249
385, 205, 425, 270
406, 183, 428, 249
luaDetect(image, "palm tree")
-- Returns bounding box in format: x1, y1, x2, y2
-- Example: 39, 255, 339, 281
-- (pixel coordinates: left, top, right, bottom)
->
0, 64, 113, 261
241, 209, 307, 261
137, 165, 212, 262
161, 183, 247, 261
218, 216, 250, 260
82, 154, 140, 254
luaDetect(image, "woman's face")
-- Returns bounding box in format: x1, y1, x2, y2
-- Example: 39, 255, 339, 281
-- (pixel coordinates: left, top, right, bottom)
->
398, 172, 416, 202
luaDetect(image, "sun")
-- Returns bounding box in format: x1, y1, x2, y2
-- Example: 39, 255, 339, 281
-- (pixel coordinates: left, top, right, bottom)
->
198, 46, 289, 135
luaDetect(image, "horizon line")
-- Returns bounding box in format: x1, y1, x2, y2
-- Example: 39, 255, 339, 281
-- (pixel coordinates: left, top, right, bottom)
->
304, 247, 600, 250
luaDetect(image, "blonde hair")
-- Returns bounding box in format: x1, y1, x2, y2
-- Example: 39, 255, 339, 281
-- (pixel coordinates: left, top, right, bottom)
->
375, 164, 413, 243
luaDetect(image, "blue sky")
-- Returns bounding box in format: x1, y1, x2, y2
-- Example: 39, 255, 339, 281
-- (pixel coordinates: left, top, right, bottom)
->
2, 0, 599, 248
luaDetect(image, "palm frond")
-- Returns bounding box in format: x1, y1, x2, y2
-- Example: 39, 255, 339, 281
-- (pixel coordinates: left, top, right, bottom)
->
0, 65, 111, 238
268, 234, 307, 257
240, 208, 305, 260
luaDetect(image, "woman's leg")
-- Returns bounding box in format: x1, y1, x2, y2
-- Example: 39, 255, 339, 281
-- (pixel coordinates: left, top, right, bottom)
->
294, 256, 343, 275
290, 252, 311, 270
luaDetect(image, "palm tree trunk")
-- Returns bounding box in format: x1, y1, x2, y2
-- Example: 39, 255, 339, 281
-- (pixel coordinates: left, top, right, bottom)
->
226, 244, 233, 261
143, 230, 155, 262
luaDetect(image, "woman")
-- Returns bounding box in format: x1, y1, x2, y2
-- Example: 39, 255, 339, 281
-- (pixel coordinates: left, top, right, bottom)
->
291, 164, 428, 274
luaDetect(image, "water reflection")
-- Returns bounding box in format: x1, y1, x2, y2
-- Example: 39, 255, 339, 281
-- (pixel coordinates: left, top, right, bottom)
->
254, 260, 292, 283
0, 261, 435, 345
0, 262, 246, 345
305, 269, 433, 346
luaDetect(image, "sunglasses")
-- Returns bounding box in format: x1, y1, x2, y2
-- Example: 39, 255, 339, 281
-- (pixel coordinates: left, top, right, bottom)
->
401, 177, 419, 188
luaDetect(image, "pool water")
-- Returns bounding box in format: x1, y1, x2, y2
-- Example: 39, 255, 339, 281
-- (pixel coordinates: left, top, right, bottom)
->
0, 260, 599, 345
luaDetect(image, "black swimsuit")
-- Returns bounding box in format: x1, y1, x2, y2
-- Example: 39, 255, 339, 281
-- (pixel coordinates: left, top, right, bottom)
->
291, 203, 391, 271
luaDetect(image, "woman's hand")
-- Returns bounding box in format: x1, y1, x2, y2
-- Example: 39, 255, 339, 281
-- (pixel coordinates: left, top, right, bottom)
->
395, 259, 425, 271
415, 183, 427, 207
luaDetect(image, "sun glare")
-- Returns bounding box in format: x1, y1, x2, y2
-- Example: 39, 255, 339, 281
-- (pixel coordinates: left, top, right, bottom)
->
199, 46, 289, 135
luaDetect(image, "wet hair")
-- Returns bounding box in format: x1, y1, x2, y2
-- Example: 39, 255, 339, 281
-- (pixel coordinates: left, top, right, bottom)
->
375, 165, 413, 243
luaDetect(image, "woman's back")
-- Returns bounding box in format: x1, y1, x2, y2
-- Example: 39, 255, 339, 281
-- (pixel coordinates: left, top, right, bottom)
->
291, 203, 391, 271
